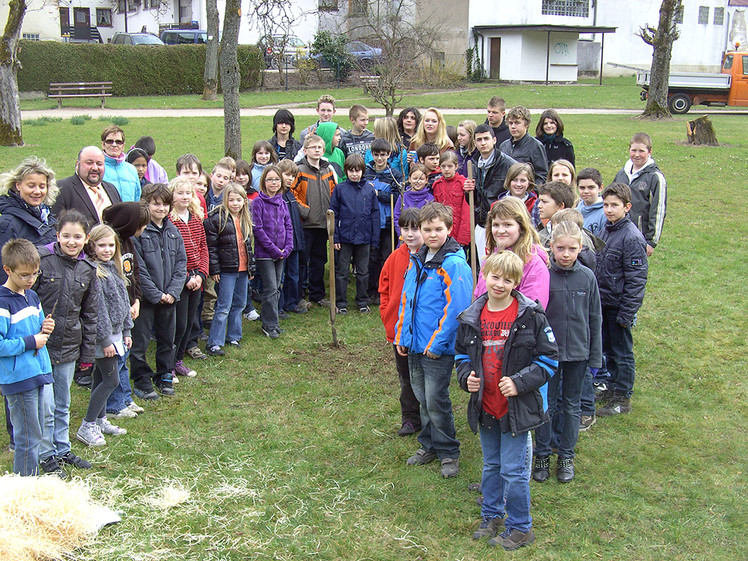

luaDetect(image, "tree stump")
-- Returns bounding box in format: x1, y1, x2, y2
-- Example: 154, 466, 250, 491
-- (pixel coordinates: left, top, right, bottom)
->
686, 115, 718, 146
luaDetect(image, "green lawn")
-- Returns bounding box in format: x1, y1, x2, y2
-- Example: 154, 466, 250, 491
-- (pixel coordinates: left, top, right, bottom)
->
0, 111, 746, 560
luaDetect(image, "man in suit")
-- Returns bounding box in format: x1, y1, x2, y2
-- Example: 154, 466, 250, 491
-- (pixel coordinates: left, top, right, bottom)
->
53, 146, 123, 225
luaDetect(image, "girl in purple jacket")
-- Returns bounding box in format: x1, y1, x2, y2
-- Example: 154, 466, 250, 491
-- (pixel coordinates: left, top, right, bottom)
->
251, 165, 293, 339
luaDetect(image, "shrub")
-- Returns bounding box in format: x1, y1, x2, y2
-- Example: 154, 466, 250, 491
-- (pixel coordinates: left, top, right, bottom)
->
17, 41, 263, 95
111, 116, 129, 125
312, 31, 355, 81
70, 116, 88, 125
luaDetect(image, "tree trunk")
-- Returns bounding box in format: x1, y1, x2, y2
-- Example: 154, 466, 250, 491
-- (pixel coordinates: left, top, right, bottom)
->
686, 115, 718, 145
0, 0, 26, 147
219, 0, 241, 160
640, 0, 682, 119
202, 0, 220, 100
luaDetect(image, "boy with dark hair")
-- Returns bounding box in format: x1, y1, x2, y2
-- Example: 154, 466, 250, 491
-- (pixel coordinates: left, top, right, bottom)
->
456, 251, 558, 550
415, 142, 442, 189
576, 167, 607, 236
329, 154, 379, 313
341, 104, 375, 158
364, 137, 403, 304
130, 184, 187, 399
0, 238, 55, 476
270, 109, 302, 161
499, 106, 548, 184
595, 183, 648, 416
613, 132, 666, 256
536, 180, 576, 246
486, 96, 511, 145
395, 202, 472, 478
133, 136, 168, 184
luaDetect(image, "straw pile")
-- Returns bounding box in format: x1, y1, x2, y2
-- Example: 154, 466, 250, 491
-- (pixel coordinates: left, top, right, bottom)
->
0, 474, 98, 560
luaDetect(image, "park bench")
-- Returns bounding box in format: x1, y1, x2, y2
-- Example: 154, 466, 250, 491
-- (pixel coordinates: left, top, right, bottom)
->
48, 82, 113, 109
360, 75, 380, 95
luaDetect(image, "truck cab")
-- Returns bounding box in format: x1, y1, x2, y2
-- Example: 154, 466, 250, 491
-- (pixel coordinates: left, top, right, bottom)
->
722, 51, 748, 109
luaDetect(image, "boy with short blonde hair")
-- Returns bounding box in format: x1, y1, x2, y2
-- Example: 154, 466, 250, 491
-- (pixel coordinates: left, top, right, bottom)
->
341, 104, 375, 157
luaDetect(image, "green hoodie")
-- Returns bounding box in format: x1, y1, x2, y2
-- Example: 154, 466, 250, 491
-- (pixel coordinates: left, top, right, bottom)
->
316, 122, 346, 179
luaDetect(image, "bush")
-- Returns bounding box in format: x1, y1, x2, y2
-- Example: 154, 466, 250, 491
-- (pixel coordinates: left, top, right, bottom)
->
17, 40, 263, 95
70, 116, 88, 125
312, 31, 355, 81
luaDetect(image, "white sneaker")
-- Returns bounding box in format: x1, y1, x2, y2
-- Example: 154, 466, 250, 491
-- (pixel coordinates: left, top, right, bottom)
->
110, 407, 137, 419
77, 421, 106, 447
97, 417, 127, 436
127, 401, 145, 414
243, 309, 260, 321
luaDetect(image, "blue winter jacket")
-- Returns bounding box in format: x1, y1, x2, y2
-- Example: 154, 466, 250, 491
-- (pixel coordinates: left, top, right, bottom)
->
329, 178, 380, 246
103, 155, 141, 202
394, 237, 472, 356
364, 163, 403, 229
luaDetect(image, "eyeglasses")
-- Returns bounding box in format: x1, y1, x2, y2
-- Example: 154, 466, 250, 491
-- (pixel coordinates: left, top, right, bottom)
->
12, 270, 40, 281
265, 178, 282, 183
104, 139, 125, 146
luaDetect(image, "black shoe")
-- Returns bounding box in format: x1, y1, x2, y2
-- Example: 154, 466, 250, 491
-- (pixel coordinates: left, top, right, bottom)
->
336, 307, 348, 315
207, 345, 225, 356
227, 340, 240, 348
397, 421, 420, 436
278, 310, 290, 320
74, 374, 92, 388
40, 456, 68, 479
532, 456, 550, 482
597, 391, 632, 416
557, 457, 574, 483
133, 386, 160, 400
58, 450, 92, 469
155, 373, 175, 396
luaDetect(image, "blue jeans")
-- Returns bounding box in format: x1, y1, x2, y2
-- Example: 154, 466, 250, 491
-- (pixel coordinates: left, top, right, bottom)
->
602, 307, 636, 397
107, 350, 133, 414
7, 384, 52, 476
408, 353, 459, 459
535, 360, 587, 459
256, 258, 284, 332
281, 250, 301, 310
479, 420, 532, 532
580, 367, 596, 416
40, 361, 76, 459
209, 272, 248, 347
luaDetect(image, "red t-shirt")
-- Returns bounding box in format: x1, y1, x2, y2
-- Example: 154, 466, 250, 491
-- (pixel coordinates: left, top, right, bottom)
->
480, 298, 518, 420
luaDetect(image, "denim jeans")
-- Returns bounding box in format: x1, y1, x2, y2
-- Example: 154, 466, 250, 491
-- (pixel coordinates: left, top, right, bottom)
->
208, 271, 248, 347
107, 350, 133, 414
335, 243, 370, 309
479, 420, 532, 532
408, 353, 459, 459
535, 360, 587, 459
602, 307, 636, 397
256, 258, 284, 332
7, 384, 52, 476
40, 361, 76, 459
580, 367, 596, 416
302, 228, 328, 302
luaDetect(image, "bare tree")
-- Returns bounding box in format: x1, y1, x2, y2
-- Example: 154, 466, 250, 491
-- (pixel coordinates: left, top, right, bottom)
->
246, 0, 308, 71
202, 0, 219, 100
220, 0, 242, 159
637, 0, 682, 119
0, 0, 26, 147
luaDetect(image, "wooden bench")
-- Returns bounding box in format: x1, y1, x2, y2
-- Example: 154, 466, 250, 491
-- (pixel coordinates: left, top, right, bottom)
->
360, 75, 379, 95
48, 82, 113, 109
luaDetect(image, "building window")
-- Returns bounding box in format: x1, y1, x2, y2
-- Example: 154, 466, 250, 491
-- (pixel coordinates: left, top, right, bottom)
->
698, 6, 709, 24
117, 0, 137, 13
541, 0, 589, 18
350, 0, 367, 17
714, 7, 725, 25
96, 8, 112, 27
319, 0, 338, 11
22, 33, 40, 40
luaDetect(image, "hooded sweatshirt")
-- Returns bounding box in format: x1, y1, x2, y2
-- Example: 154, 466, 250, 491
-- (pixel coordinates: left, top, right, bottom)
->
316, 122, 346, 180
576, 198, 607, 237
393, 188, 434, 238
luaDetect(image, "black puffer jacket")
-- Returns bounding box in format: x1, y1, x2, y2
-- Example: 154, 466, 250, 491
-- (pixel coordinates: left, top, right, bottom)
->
34, 242, 99, 365
469, 147, 517, 227
0, 193, 56, 283
204, 208, 256, 276
455, 292, 559, 436
537, 134, 575, 168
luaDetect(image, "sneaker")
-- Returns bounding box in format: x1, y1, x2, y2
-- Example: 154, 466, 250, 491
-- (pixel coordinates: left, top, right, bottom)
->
397, 421, 420, 436
174, 360, 197, 377
298, 298, 313, 311
57, 450, 92, 469
127, 401, 145, 414
133, 387, 159, 401
440, 457, 459, 478
186, 346, 208, 360
336, 307, 348, 315
156, 374, 176, 396
489, 528, 535, 550
287, 304, 308, 314
110, 407, 137, 419
595, 386, 613, 403
97, 417, 127, 436
77, 421, 106, 447
406, 448, 437, 465
207, 345, 225, 356
40, 455, 68, 479
473, 516, 504, 540
557, 457, 574, 483
171, 372, 179, 384
532, 456, 550, 482
262, 326, 280, 339
227, 340, 240, 348
278, 310, 290, 320
313, 298, 331, 308
579, 414, 596, 431
243, 309, 260, 321
359, 305, 371, 314
74, 374, 92, 388
597, 393, 632, 416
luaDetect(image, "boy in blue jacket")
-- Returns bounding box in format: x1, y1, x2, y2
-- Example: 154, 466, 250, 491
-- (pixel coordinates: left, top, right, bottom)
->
0, 239, 55, 475
330, 154, 379, 314
394, 202, 472, 479
455, 251, 558, 550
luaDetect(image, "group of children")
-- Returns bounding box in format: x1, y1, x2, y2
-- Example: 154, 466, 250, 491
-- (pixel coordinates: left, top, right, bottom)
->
1, 96, 666, 552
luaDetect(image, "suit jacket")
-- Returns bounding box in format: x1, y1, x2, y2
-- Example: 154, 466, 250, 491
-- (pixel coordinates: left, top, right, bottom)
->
52, 174, 122, 226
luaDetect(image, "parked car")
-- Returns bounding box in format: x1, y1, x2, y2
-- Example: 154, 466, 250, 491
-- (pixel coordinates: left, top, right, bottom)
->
161, 29, 209, 45
259, 34, 310, 68
110, 32, 164, 46
313, 41, 383, 70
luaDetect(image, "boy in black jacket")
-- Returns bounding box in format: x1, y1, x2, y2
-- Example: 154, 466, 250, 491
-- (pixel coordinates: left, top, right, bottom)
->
455, 251, 558, 551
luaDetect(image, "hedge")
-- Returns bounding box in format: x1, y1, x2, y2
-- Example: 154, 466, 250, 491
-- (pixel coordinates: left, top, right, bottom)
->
17, 40, 263, 95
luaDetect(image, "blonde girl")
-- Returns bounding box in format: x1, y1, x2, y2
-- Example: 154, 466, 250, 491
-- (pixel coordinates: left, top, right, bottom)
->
369, 116, 408, 177
169, 177, 208, 377
474, 197, 549, 308
76, 224, 132, 447
499, 162, 537, 214
408, 107, 454, 155
204, 183, 255, 355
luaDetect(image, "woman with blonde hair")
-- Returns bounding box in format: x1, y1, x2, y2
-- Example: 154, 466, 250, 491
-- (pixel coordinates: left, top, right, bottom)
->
408, 107, 454, 155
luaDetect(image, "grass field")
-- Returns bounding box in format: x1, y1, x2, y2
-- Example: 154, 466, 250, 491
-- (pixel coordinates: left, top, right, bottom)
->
0, 109, 746, 560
